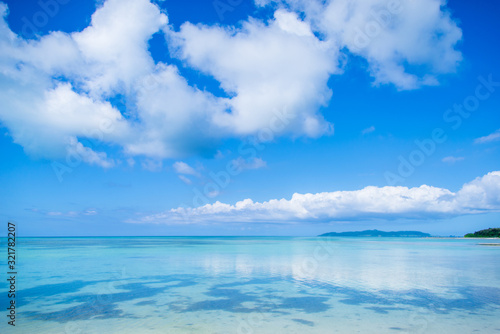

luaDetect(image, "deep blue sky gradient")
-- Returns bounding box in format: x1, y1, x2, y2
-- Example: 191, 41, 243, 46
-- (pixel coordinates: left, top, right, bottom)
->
0, 0, 499, 236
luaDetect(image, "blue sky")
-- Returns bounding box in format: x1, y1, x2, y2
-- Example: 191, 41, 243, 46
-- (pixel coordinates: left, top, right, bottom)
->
0, 0, 499, 236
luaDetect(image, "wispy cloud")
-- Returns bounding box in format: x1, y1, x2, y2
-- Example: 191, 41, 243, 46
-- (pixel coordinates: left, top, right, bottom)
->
141, 159, 163, 172
178, 175, 192, 185
442, 156, 464, 164
231, 157, 267, 171
47, 211, 64, 216
83, 209, 98, 216
361, 126, 375, 135
475, 129, 500, 144
33, 208, 98, 217
130, 171, 500, 225
173, 161, 199, 176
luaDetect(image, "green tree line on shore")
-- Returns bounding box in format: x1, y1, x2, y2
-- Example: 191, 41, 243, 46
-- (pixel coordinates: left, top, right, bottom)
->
464, 228, 500, 238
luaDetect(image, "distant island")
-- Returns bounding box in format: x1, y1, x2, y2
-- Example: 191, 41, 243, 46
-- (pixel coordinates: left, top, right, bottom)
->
319, 229, 431, 237
464, 228, 500, 238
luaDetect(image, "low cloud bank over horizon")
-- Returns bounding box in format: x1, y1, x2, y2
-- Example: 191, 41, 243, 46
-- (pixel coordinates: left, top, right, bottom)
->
132, 171, 500, 225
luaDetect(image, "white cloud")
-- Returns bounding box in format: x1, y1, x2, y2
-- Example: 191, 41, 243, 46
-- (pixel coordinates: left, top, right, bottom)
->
141, 159, 163, 172
207, 190, 220, 198
178, 175, 192, 185
83, 209, 98, 216
442, 156, 464, 164
362, 126, 375, 135
66, 138, 115, 168
47, 211, 63, 216
132, 171, 500, 224
71, 0, 168, 97
0, 0, 156, 160
231, 157, 267, 171
0, 0, 231, 162
0, 78, 130, 160
0, 0, 463, 167
475, 129, 500, 144
259, 0, 462, 90
173, 161, 199, 176
455, 171, 500, 211
174, 9, 338, 137
36, 209, 97, 217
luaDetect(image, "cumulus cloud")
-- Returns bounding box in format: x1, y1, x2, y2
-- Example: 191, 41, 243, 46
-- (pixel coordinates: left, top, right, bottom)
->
71, 0, 168, 97
173, 9, 338, 138
0, 0, 224, 161
0, 0, 157, 160
0, 0, 463, 166
257, 0, 462, 90
126, 63, 228, 158
474, 129, 500, 144
132, 171, 500, 224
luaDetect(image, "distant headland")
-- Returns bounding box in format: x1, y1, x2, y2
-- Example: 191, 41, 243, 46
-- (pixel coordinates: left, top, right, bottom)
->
464, 228, 500, 238
318, 229, 431, 237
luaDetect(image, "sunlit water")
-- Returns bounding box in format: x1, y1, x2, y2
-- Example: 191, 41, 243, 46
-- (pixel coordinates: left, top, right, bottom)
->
1, 237, 499, 333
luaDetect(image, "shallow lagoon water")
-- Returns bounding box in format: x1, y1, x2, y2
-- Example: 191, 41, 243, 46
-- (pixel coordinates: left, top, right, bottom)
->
1, 237, 500, 333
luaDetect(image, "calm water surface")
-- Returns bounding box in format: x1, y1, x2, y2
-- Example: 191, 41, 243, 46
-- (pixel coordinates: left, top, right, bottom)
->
1, 237, 499, 333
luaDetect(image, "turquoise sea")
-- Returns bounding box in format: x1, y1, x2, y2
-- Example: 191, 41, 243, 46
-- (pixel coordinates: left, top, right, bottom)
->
1, 237, 500, 333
